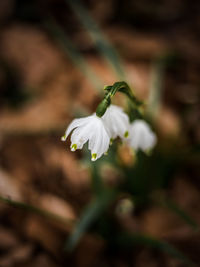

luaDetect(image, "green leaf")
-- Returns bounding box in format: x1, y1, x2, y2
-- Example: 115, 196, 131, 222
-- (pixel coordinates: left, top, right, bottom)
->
116, 232, 197, 267
164, 199, 199, 230
147, 57, 165, 119
0, 196, 73, 226
44, 19, 103, 90
147, 53, 180, 119
66, 0, 126, 80
65, 190, 116, 251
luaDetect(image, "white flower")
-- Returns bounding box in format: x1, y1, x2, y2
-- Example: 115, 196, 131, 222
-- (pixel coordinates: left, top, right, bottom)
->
102, 104, 130, 140
61, 114, 110, 161
128, 120, 157, 151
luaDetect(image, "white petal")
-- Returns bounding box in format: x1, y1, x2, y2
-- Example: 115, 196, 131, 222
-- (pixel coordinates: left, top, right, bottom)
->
88, 117, 110, 160
114, 114, 129, 138
70, 125, 91, 150
61, 116, 92, 141
95, 127, 110, 159
129, 127, 141, 150
62, 113, 110, 161
143, 132, 157, 150
129, 120, 157, 152
102, 104, 130, 139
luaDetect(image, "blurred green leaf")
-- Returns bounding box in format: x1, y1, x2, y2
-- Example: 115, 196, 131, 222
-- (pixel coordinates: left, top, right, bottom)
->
147, 53, 182, 120
122, 150, 177, 200
163, 199, 199, 230
45, 19, 103, 90
65, 190, 116, 251
91, 162, 104, 196
115, 232, 197, 266
147, 57, 165, 119
0, 196, 74, 226
67, 0, 126, 80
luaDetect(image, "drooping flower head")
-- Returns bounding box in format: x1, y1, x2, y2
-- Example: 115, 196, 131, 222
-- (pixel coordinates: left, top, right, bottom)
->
62, 82, 157, 160
128, 120, 157, 152
102, 104, 130, 140
61, 114, 110, 161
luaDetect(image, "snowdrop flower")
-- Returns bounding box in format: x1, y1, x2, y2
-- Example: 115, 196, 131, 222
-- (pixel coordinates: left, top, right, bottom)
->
61, 114, 110, 161
102, 104, 130, 140
128, 120, 157, 152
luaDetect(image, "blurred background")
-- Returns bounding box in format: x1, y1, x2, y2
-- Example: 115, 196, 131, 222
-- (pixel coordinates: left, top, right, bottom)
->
0, 0, 200, 266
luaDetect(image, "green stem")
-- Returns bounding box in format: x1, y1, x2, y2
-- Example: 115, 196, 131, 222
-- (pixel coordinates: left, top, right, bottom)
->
96, 81, 143, 117
91, 163, 104, 196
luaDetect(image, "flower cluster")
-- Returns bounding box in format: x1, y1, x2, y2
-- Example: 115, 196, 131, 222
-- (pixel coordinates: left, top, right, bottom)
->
61, 104, 157, 161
